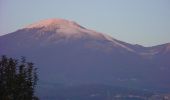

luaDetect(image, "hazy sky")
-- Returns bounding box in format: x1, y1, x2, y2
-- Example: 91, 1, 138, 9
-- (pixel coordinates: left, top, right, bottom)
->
0, 0, 170, 46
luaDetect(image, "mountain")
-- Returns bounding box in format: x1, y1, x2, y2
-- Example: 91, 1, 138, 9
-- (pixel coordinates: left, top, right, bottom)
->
0, 18, 170, 93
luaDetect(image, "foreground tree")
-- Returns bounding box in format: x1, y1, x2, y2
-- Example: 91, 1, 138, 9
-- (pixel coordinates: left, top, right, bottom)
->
0, 55, 38, 100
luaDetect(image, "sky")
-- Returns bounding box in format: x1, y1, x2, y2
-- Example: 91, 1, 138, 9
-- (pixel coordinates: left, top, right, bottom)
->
0, 0, 170, 46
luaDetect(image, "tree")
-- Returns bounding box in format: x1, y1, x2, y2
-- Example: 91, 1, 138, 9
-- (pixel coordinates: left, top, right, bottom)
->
0, 55, 38, 100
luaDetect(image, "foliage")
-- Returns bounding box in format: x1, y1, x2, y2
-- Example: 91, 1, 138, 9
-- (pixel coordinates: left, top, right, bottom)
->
0, 55, 38, 100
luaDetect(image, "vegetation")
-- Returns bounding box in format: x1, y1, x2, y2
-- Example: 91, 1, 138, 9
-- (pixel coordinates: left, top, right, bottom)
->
0, 55, 38, 100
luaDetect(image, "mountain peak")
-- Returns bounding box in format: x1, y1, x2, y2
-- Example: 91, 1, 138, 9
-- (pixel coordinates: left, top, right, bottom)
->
26, 18, 85, 29
20, 18, 134, 51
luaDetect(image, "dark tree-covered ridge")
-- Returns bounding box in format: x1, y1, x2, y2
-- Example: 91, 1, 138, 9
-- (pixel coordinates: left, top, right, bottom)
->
0, 55, 38, 100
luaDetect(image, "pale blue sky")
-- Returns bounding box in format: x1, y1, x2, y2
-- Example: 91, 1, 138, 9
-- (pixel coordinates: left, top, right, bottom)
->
0, 0, 170, 46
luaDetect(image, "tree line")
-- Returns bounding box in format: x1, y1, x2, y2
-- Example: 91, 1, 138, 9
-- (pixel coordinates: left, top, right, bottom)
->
0, 55, 39, 100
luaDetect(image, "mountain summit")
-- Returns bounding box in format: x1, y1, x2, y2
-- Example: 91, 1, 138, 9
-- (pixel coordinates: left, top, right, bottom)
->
26, 18, 85, 29
5, 18, 134, 52
23, 18, 117, 42
0, 18, 170, 92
